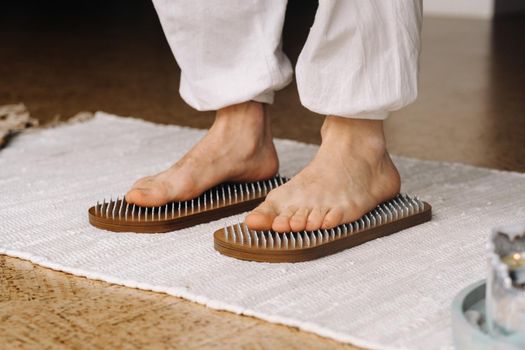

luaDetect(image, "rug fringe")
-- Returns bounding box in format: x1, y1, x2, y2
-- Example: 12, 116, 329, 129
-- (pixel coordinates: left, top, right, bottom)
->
0, 103, 38, 149
0, 104, 94, 150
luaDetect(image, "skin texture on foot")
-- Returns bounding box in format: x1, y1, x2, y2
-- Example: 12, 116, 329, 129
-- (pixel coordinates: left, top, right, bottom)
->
125, 101, 279, 207
245, 117, 401, 232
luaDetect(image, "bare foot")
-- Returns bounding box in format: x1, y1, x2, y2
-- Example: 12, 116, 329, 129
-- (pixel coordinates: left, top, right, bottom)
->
245, 116, 401, 232
125, 101, 279, 206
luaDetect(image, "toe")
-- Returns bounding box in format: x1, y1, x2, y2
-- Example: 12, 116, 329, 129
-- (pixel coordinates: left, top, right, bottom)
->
272, 206, 298, 232
131, 176, 155, 189
305, 207, 328, 231
289, 207, 311, 232
321, 207, 344, 229
125, 188, 147, 204
245, 201, 278, 230
125, 178, 169, 207
126, 176, 154, 203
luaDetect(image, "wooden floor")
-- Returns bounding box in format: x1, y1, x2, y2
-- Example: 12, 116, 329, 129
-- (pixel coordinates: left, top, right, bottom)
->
1, 1, 524, 348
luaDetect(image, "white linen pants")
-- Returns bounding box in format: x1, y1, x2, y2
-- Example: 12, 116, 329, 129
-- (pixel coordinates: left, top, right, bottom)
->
152, 0, 422, 119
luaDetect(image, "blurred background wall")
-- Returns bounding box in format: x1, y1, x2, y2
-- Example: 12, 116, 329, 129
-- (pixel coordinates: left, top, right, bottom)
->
425, 0, 525, 18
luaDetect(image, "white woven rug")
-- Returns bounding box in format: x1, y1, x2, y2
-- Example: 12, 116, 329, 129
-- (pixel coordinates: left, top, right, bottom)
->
1, 112, 524, 349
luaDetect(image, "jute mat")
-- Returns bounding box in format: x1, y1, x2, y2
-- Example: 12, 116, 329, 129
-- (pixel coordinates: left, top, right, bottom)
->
2, 112, 524, 349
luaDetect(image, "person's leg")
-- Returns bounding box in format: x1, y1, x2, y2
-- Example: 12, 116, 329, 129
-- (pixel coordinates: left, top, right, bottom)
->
246, 0, 423, 232
126, 0, 292, 206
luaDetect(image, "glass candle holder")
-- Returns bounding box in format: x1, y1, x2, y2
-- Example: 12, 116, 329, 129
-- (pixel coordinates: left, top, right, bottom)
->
486, 223, 525, 347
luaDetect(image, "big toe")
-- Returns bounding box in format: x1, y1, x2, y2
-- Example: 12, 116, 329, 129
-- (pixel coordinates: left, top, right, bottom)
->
125, 179, 169, 207
245, 202, 278, 230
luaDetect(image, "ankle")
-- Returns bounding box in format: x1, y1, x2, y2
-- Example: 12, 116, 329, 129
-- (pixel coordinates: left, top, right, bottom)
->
212, 101, 265, 135
321, 116, 387, 158
216, 101, 264, 123
209, 101, 275, 159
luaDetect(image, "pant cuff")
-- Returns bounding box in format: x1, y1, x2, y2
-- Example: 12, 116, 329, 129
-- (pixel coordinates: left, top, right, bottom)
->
339, 112, 390, 120
252, 90, 274, 105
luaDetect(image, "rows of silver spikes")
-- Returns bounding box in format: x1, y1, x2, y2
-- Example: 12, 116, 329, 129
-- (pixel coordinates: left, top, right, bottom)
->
94, 176, 289, 220
223, 194, 425, 249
